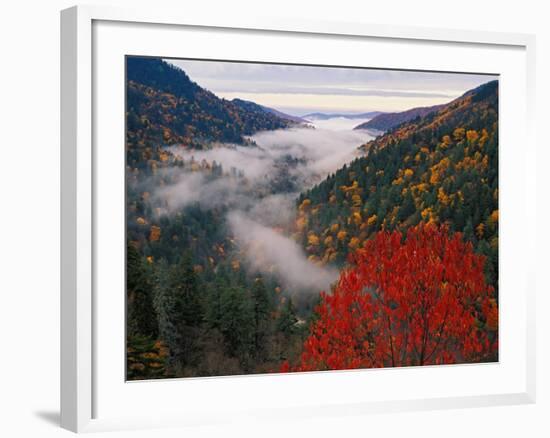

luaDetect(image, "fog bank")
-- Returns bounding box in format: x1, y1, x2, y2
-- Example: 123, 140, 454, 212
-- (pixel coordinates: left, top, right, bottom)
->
228, 211, 339, 292
169, 125, 374, 189
147, 120, 374, 292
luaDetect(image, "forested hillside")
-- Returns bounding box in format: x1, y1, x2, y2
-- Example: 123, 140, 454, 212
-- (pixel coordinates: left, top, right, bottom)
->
295, 80, 499, 288
354, 103, 444, 132
126, 58, 309, 379
231, 98, 310, 124
126, 58, 295, 169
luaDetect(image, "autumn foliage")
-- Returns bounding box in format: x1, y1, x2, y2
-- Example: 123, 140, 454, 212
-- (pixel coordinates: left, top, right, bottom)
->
282, 224, 497, 372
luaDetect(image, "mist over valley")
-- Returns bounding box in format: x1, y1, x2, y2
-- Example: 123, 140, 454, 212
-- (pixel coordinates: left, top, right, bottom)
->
144, 119, 375, 292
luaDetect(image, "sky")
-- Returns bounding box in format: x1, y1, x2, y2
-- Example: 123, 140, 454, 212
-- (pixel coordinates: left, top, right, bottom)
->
166, 58, 497, 116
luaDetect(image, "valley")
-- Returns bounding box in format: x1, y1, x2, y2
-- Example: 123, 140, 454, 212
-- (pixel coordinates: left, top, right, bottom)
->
126, 57, 499, 379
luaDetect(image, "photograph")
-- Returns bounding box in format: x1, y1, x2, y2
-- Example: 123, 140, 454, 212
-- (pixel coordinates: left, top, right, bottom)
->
125, 56, 499, 380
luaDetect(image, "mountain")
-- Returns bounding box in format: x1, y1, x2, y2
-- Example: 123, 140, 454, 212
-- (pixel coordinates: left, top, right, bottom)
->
126, 58, 295, 167
302, 111, 385, 120
294, 80, 499, 287
354, 104, 445, 131
260, 106, 310, 124
231, 98, 309, 124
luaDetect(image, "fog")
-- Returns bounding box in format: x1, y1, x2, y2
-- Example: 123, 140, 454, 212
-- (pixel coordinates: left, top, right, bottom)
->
150, 119, 374, 292
168, 123, 373, 187
228, 211, 339, 292
250, 125, 371, 179
153, 172, 251, 213
246, 193, 297, 228
170, 144, 273, 181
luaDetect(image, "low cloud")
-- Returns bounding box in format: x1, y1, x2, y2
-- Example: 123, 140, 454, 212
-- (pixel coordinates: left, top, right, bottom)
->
144, 123, 374, 292
228, 211, 339, 292
168, 126, 374, 189
250, 126, 371, 178
170, 144, 273, 181
152, 171, 254, 214
246, 193, 297, 229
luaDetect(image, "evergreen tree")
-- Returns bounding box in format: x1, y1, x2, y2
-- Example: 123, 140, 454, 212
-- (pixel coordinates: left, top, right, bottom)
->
463, 219, 475, 243
170, 252, 203, 326
251, 277, 273, 358
152, 259, 177, 361
277, 297, 298, 339
219, 285, 255, 361
204, 273, 226, 330
398, 190, 416, 222
165, 251, 204, 367
127, 242, 158, 338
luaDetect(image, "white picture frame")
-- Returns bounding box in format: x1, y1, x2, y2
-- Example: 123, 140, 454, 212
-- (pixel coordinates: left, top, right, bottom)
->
60, 4, 536, 433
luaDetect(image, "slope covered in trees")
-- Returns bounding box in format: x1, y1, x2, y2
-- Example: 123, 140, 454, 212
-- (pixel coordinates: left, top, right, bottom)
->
231, 98, 310, 124
126, 57, 296, 169
294, 80, 499, 289
354, 103, 444, 132
279, 80, 499, 372
126, 58, 310, 379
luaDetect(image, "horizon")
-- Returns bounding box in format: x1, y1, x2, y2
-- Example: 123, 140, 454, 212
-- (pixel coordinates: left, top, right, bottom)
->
165, 58, 497, 116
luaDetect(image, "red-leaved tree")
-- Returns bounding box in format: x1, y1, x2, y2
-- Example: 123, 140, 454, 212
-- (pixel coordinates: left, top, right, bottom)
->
282, 224, 498, 372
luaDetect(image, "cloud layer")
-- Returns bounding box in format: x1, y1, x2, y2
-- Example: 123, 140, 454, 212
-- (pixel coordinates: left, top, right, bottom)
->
164, 125, 374, 204
148, 123, 374, 292
228, 211, 339, 292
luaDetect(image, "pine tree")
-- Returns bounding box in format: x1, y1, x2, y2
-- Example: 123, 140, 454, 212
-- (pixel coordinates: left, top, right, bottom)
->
127, 242, 158, 338
152, 259, 177, 362
171, 252, 203, 326
251, 277, 273, 358
219, 285, 255, 361
165, 251, 204, 367
398, 190, 416, 222
277, 297, 298, 339
463, 218, 475, 242
204, 273, 227, 330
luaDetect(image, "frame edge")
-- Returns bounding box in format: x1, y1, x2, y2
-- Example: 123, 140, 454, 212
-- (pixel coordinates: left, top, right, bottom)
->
61, 5, 93, 433
60, 6, 78, 432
